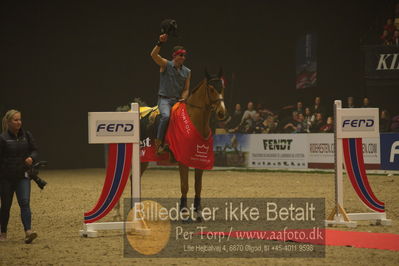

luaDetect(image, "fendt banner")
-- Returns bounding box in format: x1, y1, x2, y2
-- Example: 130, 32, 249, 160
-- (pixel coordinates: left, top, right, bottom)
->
248, 134, 308, 169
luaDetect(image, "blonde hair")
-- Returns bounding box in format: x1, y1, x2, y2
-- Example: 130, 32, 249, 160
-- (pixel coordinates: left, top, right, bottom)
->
2, 109, 21, 132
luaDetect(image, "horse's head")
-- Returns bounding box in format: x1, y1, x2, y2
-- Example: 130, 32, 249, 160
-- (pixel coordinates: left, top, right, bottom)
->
204, 68, 227, 120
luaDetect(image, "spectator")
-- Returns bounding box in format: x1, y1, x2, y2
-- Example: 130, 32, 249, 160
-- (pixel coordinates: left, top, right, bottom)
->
384, 18, 396, 36
391, 114, 399, 132
311, 96, 326, 117
295, 101, 304, 114
393, 29, 399, 46
295, 113, 306, 133
237, 111, 254, 134
237, 101, 256, 133
226, 103, 243, 133
320, 116, 334, 133
241, 101, 256, 123
258, 107, 274, 120
262, 115, 278, 133
0, 110, 38, 243
252, 112, 265, 133
283, 111, 300, 133
380, 109, 391, 132
361, 97, 371, 108
310, 112, 325, 133
345, 96, 355, 108
381, 29, 392, 45
303, 107, 313, 133
272, 114, 280, 132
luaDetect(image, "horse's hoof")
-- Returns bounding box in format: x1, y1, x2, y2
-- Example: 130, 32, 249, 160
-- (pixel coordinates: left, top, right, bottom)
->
182, 217, 194, 224
194, 197, 201, 212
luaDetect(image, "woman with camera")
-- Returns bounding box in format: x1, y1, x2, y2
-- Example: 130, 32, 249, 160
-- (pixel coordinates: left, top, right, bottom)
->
0, 110, 38, 243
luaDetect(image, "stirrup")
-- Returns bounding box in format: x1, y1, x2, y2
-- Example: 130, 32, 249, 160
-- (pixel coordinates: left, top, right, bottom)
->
156, 145, 167, 155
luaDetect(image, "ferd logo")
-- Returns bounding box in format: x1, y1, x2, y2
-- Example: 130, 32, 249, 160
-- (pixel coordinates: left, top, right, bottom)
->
263, 139, 293, 150
342, 116, 375, 132
96, 120, 134, 136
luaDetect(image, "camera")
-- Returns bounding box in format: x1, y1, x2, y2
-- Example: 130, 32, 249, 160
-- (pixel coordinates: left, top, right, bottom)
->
28, 161, 48, 190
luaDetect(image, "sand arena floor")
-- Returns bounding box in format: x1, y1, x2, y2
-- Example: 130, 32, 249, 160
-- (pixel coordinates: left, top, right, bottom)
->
0, 168, 398, 265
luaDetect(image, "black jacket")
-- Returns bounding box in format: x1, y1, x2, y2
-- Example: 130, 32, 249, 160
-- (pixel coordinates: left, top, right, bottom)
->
0, 128, 38, 180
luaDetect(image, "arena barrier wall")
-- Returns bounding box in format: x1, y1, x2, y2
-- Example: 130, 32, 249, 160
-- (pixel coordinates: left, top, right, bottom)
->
211, 133, 384, 170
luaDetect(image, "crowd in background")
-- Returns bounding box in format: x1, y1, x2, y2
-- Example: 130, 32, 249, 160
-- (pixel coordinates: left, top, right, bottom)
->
214, 96, 399, 134
380, 3, 399, 45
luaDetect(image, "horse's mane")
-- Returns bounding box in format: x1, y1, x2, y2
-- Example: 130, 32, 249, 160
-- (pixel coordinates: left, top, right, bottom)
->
189, 79, 207, 95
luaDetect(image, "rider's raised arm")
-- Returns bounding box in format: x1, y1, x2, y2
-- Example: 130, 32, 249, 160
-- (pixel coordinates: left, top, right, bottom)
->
150, 34, 168, 69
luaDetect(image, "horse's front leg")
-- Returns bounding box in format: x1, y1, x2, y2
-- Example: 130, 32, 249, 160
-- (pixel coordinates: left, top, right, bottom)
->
141, 162, 149, 175
179, 163, 189, 211
194, 168, 203, 200
194, 168, 204, 221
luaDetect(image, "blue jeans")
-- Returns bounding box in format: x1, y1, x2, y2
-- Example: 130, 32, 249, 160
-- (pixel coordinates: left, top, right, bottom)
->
0, 177, 32, 233
157, 97, 178, 141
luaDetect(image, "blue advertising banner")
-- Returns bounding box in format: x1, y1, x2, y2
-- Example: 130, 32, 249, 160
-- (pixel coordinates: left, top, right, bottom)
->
380, 133, 399, 170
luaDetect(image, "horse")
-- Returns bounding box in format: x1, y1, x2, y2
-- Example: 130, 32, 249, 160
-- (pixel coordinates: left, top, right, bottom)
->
112, 69, 227, 221
171, 69, 226, 217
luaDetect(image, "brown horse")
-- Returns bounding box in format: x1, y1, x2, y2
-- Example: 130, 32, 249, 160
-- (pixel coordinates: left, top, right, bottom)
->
113, 70, 227, 221
175, 69, 226, 217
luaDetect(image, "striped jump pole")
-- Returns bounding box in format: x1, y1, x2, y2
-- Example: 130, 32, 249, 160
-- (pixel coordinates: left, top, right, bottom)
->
325, 100, 391, 227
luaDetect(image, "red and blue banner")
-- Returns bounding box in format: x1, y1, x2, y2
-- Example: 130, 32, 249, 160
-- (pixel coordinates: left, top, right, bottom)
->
342, 138, 385, 213
84, 143, 132, 223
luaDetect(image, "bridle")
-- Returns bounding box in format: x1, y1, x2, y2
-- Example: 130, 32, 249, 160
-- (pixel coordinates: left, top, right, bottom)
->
186, 78, 224, 111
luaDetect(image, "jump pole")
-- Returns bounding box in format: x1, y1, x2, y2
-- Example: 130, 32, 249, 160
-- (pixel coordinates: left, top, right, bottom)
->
80, 103, 149, 237
325, 100, 391, 227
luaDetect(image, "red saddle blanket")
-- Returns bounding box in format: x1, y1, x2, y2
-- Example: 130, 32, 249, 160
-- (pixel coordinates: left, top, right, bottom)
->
140, 137, 169, 162
165, 102, 214, 170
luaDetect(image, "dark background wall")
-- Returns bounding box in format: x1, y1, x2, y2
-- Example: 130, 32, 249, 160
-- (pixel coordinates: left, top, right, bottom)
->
1, 0, 397, 169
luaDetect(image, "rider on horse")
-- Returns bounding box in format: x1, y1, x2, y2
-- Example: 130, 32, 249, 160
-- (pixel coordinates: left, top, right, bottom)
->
150, 33, 191, 155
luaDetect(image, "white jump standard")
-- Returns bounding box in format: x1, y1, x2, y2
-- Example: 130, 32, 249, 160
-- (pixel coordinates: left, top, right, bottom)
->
325, 100, 391, 227
80, 103, 149, 237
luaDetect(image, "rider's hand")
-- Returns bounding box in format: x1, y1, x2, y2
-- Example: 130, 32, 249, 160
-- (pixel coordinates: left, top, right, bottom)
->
25, 157, 33, 166
160, 34, 168, 43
